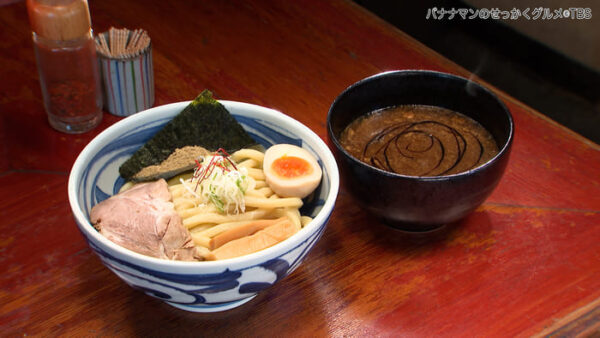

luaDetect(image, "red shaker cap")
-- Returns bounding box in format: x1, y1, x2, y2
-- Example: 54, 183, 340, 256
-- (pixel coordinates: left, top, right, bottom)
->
26, 0, 92, 41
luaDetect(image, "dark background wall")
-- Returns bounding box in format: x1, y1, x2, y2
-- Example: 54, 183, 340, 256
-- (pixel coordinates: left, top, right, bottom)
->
354, 0, 600, 143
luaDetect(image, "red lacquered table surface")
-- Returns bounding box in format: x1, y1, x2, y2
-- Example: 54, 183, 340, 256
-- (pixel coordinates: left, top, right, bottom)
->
1, 0, 599, 336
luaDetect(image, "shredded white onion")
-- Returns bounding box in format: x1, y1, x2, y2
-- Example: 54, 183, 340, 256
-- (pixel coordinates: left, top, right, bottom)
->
184, 155, 250, 214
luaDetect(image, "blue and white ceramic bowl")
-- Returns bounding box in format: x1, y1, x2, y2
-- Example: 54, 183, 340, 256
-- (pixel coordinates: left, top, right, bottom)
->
68, 101, 339, 312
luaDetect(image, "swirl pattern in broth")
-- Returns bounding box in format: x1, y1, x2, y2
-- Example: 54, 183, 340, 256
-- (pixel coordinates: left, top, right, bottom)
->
340, 105, 499, 176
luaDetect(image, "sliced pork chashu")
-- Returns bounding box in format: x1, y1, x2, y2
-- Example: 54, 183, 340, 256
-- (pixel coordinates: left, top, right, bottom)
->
90, 179, 198, 261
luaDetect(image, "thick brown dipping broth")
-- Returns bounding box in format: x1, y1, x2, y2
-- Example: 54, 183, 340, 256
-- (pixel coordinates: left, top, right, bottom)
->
340, 105, 499, 176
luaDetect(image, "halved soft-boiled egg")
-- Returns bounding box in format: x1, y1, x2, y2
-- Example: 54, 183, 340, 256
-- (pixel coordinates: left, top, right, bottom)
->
263, 144, 322, 198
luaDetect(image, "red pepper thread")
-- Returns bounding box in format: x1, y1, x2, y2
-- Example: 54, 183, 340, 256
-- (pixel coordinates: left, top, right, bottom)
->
192, 149, 237, 192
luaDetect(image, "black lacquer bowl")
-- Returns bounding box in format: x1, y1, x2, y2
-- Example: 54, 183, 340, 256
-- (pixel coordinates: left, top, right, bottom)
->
327, 70, 513, 231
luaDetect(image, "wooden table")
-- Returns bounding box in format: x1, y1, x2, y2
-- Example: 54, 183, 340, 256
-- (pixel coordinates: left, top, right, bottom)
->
1, 0, 599, 336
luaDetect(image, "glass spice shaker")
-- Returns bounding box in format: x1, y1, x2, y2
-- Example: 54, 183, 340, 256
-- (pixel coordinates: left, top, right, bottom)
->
26, 0, 102, 133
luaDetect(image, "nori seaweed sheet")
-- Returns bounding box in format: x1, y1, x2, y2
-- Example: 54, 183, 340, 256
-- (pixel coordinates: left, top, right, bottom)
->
119, 90, 256, 179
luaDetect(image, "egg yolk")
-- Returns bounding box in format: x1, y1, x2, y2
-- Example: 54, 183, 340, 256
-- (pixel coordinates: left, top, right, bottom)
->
271, 156, 313, 178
